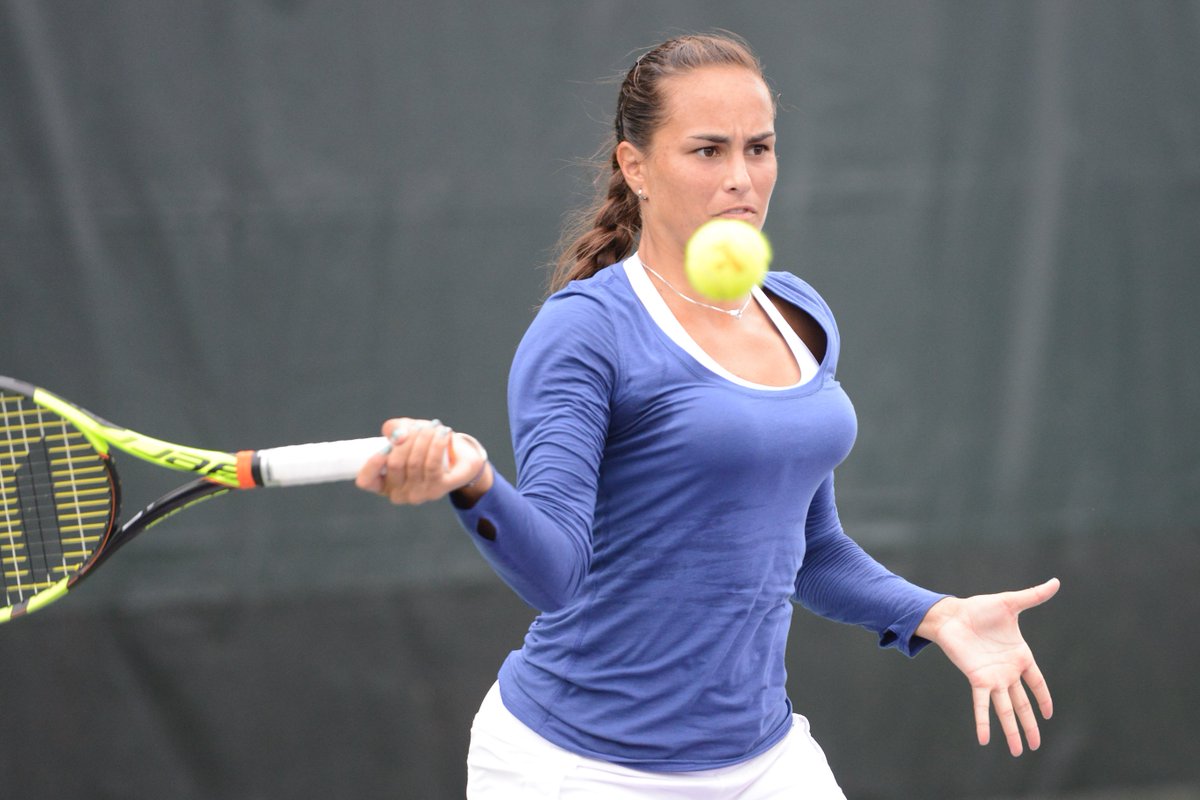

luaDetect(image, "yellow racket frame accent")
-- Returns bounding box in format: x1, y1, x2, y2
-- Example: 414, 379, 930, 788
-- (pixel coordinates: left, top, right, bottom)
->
0, 577, 69, 622
31, 388, 243, 488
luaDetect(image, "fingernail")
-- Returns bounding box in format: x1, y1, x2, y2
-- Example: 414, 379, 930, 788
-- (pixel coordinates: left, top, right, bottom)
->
378, 441, 394, 456
436, 426, 450, 439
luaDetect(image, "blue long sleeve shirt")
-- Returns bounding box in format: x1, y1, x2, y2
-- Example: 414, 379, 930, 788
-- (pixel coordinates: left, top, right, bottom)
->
452, 262, 945, 771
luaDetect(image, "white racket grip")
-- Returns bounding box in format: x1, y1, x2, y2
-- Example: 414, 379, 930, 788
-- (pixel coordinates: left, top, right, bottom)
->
255, 437, 388, 487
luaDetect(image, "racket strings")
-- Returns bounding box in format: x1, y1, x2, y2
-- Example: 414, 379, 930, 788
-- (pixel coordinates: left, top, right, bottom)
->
1, 392, 114, 607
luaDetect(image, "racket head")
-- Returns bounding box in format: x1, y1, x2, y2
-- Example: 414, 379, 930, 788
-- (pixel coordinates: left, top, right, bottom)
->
1, 378, 121, 622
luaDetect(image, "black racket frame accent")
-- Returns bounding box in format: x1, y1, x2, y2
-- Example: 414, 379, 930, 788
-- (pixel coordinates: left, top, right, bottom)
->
90, 476, 230, 571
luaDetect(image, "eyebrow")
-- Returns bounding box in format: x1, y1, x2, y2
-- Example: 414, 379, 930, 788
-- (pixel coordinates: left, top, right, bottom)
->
686, 131, 776, 144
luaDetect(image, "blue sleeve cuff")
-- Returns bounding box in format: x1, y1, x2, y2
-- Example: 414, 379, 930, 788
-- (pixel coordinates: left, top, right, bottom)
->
878, 590, 951, 657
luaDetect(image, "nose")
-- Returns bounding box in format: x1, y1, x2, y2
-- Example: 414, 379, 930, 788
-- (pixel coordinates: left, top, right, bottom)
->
725, 152, 750, 193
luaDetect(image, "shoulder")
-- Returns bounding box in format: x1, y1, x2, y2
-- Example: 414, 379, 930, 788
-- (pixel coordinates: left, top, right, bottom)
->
528, 264, 636, 338
542, 264, 632, 314
762, 271, 838, 327
514, 264, 631, 370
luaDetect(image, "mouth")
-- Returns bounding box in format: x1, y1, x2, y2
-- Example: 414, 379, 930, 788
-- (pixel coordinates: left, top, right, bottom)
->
716, 206, 758, 219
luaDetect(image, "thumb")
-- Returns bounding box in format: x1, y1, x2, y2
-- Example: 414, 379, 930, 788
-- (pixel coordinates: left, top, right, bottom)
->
445, 432, 488, 485
1011, 577, 1061, 612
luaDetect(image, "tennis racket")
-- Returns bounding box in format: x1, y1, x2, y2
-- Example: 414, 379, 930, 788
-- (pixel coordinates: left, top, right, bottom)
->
0, 375, 406, 623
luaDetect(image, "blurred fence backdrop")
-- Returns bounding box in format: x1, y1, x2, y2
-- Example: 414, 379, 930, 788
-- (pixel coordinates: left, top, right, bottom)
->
2, 1, 1198, 798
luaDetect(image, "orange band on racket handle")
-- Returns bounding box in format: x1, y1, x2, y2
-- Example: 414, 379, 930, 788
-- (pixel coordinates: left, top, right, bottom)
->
235, 450, 259, 488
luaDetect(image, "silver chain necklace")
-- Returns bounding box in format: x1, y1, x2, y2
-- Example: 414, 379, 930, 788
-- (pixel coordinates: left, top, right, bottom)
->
641, 262, 755, 321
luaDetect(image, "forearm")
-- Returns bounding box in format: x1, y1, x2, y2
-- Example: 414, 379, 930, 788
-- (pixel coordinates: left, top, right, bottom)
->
449, 468, 591, 611
796, 476, 947, 655
796, 533, 947, 656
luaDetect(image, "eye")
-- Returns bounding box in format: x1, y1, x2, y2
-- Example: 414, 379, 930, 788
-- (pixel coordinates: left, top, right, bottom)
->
697, 146, 720, 158
749, 143, 772, 156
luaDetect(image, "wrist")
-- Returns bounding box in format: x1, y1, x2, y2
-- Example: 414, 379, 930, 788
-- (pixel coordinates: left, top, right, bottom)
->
916, 596, 959, 644
450, 463, 493, 509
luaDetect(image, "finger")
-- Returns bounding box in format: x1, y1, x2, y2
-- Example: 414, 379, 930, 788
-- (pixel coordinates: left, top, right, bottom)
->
389, 425, 434, 503
991, 687, 1023, 757
382, 418, 416, 440
385, 428, 418, 491
388, 483, 411, 505
1009, 682, 1041, 752
422, 425, 452, 483
972, 686, 991, 747
1011, 577, 1061, 612
355, 451, 388, 492
404, 420, 440, 486
1024, 660, 1054, 720
376, 420, 415, 496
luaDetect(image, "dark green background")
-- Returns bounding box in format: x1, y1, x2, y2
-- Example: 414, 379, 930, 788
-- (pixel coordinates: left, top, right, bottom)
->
2, 2, 1198, 797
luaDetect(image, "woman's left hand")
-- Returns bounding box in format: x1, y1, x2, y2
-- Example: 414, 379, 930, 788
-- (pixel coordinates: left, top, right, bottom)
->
917, 577, 1060, 757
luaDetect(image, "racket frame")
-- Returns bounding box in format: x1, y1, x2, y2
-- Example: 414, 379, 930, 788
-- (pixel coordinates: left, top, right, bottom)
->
0, 376, 384, 623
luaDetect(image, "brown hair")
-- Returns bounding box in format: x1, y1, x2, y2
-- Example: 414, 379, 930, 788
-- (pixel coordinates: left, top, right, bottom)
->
547, 33, 768, 294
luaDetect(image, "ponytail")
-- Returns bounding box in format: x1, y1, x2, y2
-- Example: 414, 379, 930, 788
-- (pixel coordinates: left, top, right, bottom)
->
548, 151, 641, 294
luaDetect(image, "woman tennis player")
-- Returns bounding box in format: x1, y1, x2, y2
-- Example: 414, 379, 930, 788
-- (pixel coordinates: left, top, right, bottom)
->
357, 32, 1058, 799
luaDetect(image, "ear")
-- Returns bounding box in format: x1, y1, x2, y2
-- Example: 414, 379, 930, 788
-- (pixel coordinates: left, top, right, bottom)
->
615, 140, 646, 194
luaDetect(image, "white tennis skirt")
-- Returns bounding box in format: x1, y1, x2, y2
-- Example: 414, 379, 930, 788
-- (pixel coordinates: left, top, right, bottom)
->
466, 682, 847, 799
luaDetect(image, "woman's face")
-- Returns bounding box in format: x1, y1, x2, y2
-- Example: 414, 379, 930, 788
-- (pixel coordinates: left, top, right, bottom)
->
620, 65, 777, 265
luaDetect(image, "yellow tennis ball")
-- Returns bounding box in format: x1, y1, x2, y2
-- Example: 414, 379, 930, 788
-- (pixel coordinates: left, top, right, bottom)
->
684, 219, 772, 301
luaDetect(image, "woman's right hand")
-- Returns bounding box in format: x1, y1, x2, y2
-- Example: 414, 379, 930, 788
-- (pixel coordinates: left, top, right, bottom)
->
355, 417, 491, 505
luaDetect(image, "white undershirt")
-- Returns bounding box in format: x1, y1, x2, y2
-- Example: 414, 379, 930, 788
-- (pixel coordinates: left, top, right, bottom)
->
624, 253, 820, 390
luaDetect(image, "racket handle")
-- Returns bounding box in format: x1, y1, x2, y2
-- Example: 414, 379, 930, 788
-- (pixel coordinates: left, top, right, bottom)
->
254, 437, 387, 487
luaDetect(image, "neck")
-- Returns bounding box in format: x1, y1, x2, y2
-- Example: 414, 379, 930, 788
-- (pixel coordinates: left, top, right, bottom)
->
638, 238, 747, 312
635, 237, 685, 281
636, 253, 755, 321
